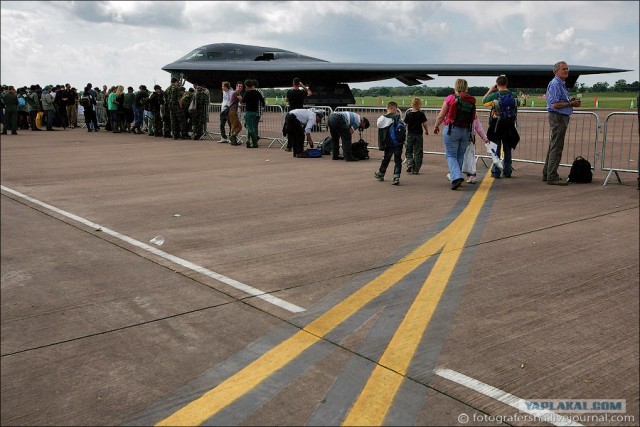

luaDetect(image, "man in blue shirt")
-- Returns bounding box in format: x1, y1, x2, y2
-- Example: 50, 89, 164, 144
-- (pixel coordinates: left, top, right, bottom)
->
543, 61, 581, 185
327, 111, 370, 161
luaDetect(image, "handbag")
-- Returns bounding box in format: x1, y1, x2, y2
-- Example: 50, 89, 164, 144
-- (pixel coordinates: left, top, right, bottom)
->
462, 143, 477, 174
486, 141, 504, 171
35, 111, 44, 128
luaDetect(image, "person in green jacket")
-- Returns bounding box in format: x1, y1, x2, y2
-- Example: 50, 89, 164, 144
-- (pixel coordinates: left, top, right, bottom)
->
1, 86, 19, 134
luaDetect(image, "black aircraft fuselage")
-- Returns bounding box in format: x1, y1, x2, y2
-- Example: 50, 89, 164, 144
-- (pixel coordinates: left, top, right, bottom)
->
162, 43, 629, 106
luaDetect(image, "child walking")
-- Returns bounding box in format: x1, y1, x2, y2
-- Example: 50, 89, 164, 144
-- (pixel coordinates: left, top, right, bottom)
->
404, 97, 429, 174
375, 101, 403, 185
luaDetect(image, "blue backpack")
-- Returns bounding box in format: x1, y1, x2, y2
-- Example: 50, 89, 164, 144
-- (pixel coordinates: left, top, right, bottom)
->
17, 96, 26, 108
388, 119, 406, 146
495, 91, 517, 120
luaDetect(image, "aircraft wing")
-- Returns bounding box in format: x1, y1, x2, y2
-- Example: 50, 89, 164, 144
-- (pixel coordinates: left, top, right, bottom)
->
161, 43, 629, 105
162, 61, 628, 89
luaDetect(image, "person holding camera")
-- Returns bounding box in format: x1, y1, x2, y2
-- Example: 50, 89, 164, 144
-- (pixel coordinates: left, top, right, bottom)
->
543, 61, 581, 186
482, 75, 519, 178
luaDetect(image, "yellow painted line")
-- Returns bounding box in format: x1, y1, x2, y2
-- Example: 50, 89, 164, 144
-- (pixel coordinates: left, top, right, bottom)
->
343, 176, 493, 425
157, 177, 493, 426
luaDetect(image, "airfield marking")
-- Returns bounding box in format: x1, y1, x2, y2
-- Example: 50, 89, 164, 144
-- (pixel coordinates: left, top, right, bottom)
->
156, 176, 495, 426
434, 368, 583, 427
0, 185, 305, 313
342, 174, 492, 425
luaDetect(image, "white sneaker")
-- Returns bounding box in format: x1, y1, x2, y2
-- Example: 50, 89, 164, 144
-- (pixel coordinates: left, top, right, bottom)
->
446, 173, 451, 181
218, 137, 229, 143
466, 175, 477, 184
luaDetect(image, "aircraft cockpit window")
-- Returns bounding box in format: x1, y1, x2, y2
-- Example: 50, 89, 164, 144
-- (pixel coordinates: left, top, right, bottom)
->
207, 52, 222, 59
179, 49, 205, 61
255, 53, 276, 61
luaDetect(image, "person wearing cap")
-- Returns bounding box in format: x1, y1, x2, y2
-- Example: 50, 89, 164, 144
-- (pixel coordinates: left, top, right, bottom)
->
191, 85, 210, 140
165, 77, 184, 139
286, 108, 323, 157
327, 111, 370, 161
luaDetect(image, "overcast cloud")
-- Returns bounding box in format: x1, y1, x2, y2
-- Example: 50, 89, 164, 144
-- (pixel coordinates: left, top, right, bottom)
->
1, 1, 638, 91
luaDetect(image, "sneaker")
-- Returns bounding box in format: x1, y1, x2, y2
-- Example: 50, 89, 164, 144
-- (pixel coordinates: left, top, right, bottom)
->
547, 178, 568, 186
491, 173, 501, 179
374, 171, 384, 181
407, 166, 413, 173
392, 176, 400, 185
446, 173, 451, 181
218, 138, 229, 143
451, 178, 464, 190
466, 175, 477, 184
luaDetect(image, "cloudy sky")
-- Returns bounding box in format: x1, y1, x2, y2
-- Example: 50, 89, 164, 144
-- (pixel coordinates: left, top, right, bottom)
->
1, 1, 638, 91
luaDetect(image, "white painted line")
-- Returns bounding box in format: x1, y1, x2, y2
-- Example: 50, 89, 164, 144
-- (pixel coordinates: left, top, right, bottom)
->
434, 368, 583, 426
1, 185, 305, 313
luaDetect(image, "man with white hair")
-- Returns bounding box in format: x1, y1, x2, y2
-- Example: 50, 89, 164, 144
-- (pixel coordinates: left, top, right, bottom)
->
543, 61, 581, 186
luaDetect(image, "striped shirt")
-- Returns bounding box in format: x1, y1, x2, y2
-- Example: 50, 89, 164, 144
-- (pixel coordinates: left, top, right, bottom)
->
546, 76, 573, 116
338, 112, 362, 130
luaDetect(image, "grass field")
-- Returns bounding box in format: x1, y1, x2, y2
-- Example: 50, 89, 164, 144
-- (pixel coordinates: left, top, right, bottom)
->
266, 92, 638, 109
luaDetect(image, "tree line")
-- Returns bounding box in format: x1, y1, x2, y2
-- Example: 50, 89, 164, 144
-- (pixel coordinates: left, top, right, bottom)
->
260, 79, 638, 98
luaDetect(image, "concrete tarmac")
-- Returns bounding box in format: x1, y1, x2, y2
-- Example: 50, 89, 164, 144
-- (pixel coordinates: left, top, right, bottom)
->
1, 128, 638, 426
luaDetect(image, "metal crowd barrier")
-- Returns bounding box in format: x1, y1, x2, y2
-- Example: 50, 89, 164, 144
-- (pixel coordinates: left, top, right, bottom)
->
201, 102, 637, 186
601, 112, 639, 185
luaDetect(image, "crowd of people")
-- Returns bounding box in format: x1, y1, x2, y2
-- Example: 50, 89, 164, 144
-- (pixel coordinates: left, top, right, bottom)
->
0, 80, 212, 140
2, 62, 592, 188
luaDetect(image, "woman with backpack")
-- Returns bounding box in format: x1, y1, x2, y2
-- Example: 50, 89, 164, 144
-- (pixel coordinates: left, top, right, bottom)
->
433, 79, 476, 190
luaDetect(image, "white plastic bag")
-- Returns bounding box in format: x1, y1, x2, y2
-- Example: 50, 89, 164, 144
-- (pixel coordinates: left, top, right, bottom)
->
486, 141, 504, 171
462, 143, 477, 174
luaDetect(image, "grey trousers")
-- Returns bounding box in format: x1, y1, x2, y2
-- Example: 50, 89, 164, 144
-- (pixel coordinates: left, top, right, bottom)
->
543, 112, 570, 181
